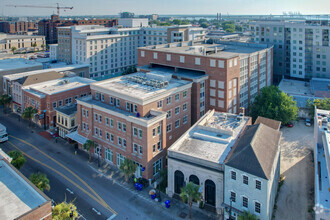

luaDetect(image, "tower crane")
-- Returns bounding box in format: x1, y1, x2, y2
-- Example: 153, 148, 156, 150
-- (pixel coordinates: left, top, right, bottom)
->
6, 3, 73, 16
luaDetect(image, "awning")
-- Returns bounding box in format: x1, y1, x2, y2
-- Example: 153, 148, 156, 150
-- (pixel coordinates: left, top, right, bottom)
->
65, 131, 88, 145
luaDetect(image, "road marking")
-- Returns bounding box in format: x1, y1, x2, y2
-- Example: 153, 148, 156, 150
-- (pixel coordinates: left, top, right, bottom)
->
92, 207, 102, 215
107, 213, 117, 220
7, 141, 117, 215
66, 188, 74, 194
9, 135, 117, 215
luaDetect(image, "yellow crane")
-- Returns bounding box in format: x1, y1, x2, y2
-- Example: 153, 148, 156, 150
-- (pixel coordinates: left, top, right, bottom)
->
6, 3, 73, 16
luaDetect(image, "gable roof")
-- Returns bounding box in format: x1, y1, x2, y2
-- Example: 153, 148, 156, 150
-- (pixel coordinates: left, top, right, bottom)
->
225, 123, 281, 180
14, 71, 64, 86
254, 116, 281, 130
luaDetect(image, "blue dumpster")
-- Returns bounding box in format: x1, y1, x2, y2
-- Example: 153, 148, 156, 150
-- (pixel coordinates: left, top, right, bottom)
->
165, 200, 170, 208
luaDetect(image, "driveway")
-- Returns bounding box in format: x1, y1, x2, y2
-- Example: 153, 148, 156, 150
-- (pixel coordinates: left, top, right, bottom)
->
274, 120, 314, 220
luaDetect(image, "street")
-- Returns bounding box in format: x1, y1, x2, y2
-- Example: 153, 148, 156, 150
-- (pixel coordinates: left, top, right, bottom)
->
0, 112, 180, 220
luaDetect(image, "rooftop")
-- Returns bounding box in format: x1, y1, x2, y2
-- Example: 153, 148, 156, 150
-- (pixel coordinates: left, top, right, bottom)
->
0, 58, 42, 72
169, 110, 250, 164
23, 76, 94, 96
141, 40, 272, 59
1, 34, 44, 40
0, 154, 49, 220
55, 104, 77, 116
4, 63, 89, 81
91, 71, 192, 103
279, 79, 312, 96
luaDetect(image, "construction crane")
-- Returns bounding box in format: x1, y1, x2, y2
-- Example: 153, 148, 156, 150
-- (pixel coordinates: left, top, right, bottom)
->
6, 3, 73, 16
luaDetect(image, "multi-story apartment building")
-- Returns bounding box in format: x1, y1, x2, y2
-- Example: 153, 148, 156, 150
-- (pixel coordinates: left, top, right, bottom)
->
57, 25, 206, 80
138, 40, 273, 123
0, 33, 45, 53
0, 21, 38, 34
250, 20, 330, 82
22, 76, 94, 128
38, 14, 117, 44
313, 109, 330, 220
72, 71, 192, 180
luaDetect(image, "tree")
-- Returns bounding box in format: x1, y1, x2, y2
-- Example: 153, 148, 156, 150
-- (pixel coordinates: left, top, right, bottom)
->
29, 172, 50, 192
22, 107, 37, 127
0, 94, 12, 113
52, 202, 78, 220
7, 150, 26, 170
10, 46, 17, 53
41, 44, 45, 51
250, 85, 298, 124
32, 42, 37, 51
180, 182, 202, 219
119, 158, 137, 182
200, 22, 209, 28
238, 211, 258, 220
83, 139, 97, 162
306, 98, 330, 117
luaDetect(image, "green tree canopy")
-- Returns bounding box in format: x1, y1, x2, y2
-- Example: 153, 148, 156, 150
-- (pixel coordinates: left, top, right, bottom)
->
0, 94, 12, 113
200, 22, 209, 28
8, 150, 26, 170
83, 140, 97, 162
238, 211, 258, 220
119, 158, 137, 182
52, 202, 78, 220
22, 107, 37, 127
180, 182, 202, 219
250, 85, 298, 124
306, 98, 330, 117
29, 172, 50, 192
11, 46, 17, 53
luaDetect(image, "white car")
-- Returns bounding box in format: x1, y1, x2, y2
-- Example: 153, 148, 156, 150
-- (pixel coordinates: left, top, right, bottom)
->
305, 118, 312, 127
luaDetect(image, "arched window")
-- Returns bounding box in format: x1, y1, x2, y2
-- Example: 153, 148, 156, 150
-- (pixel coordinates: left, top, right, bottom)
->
189, 175, 200, 185
205, 179, 216, 206
174, 170, 184, 194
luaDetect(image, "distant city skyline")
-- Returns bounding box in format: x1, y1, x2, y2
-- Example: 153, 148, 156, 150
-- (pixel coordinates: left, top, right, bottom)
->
1, 0, 330, 17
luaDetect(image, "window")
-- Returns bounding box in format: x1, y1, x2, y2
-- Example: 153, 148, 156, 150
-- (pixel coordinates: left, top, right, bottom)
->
117, 122, 122, 131
255, 202, 261, 213
218, 60, 224, 68
167, 110, 172, 119
123, 139, 126, 148
116, 153, 125, 167
106, 118, 109, 126
180, 56, 185, 63
157, 100, 163, 108
195, 57, 200, 65
138, 129, 142, 138
175, 119, 180, 128
58, 100, 63, 106
133, 127, 138, 136
106, 132, 110, 140
166, 54, 171, 61
230, 191, 236, 202
243, 175, 249, 185
141, 51, 145, 57
210, 80, 216, 87
231, 171, 236, 180
139, 145, 143, 154
153, 158, 162, 175
65, 98, 72, 105
105, 148, 113, 163
210, 59, 216, 67
95, 127, 98, 136
110, 134, 114, 142
157, 125, 161, 134
166, 124, 172, 133
116, 99, 120, 107
153, 52, 158, 59
117, 137, 122, 146
175, 106, 180, 115
153, 144, 156, 152
110, 97, 114, 105
256, 180, 261, 190
183, 91, 187, 98
183, 115, 188, 124
94, 114, 98, 121
175, 94, 180, 101
153, 128, 156, 137
110, 119, 114, 127
133, 143, 138, 152
99, 129, 102, 137
99, 115, 102, 123
243, 197, 248, 208
122, 123, 126, 132
101, 94, 104, 101
167, 96, 172, 105
157, 141, 162, 150
53, 102, 57, 108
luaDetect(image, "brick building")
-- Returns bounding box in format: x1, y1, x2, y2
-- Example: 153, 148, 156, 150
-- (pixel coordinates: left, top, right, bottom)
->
38, 14, 117, 44
70, 71, 192, 180
0, 21, 38, 34
138, 40, 273, 123
22, 76, 94, 128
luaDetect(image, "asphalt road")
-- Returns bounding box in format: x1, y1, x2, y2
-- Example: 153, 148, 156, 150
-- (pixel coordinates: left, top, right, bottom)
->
0, 113, 178, 220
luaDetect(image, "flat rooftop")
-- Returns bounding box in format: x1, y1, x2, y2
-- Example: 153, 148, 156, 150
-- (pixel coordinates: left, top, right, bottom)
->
23, 76, 94, 96
279, 79, 312, 96
91, 71, 191, 101
0, 58, 42, 72
141, 41, 271, 59
4, 63, 89, 81
169, 110, 250, 164
0, 159, 48, 220
55, 104, 77, 116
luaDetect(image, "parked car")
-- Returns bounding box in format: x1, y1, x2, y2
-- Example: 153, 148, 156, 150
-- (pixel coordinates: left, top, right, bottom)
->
286, 122, 294, 127
305, 118, 312, 126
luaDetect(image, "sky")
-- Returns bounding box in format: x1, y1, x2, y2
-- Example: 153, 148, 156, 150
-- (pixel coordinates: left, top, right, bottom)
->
2, 0, 330, 17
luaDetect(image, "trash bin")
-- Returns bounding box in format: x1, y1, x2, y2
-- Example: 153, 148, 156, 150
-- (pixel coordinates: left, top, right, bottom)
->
151, 194, 156, 200
135, 183, 139, 190
165, 200, 170, 208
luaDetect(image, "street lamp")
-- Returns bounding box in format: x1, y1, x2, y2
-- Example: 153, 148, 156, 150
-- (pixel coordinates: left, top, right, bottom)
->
69, 205, 74, 219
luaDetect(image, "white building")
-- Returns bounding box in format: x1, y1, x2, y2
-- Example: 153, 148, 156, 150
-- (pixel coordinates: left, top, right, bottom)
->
49, 44, 58, 61
57, 25, 206, 80
118, 18, 149, 28
314, 109, 330, 220
167, 110, 252, 214
223, 118, 281, 220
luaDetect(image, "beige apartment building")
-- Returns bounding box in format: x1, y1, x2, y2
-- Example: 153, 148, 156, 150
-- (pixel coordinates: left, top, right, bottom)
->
73, 71, 192, 180
138, 40, 273, 123
0, 34, 45, 52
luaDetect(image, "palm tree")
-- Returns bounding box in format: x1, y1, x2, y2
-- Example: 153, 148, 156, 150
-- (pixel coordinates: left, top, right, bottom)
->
10, 46, 17, 53
238, 211, 258, 220
83, 139, 97, 162
119, 158, 137, 182
22, 107, 37, 127
52, 202, 78, 220
0, 94, 12, 113
32, 42, 37, 51
180, 182, 202, 219
7, 150, 26, 170
29, 172, 50, 192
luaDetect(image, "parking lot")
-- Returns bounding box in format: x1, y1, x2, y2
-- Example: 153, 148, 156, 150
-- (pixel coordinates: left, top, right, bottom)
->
274, 120, 314, 220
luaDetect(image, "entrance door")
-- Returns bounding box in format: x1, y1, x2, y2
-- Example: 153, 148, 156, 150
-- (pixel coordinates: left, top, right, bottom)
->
205, 179, 216, 206
53, 116, 56, 126
174, 170, 184, 194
